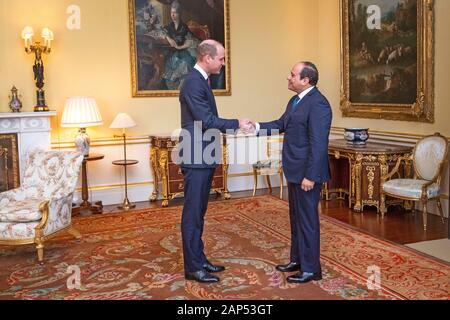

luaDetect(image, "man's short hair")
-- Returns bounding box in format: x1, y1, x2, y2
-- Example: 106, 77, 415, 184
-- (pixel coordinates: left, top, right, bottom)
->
197, 41, 219, 59
299, 61, 319, 86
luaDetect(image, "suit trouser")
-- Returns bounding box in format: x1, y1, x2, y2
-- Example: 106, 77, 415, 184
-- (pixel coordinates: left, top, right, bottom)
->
181, 167, 215, 273
288, 182, 322, 274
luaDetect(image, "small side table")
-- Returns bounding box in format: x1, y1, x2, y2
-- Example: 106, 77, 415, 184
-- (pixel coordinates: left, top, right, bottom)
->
72, 153, 104, 215
112, 159, 139, 210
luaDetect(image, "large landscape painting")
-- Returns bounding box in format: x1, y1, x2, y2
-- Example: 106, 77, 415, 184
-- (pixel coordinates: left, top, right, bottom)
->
349, 0, 417, 104
341, 0, 435, 122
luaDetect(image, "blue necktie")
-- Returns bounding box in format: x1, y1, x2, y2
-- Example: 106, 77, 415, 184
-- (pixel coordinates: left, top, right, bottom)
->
292, 96, 301, 110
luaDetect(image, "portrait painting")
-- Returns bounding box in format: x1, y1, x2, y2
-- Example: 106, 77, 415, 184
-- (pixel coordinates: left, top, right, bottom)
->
340, 0, 434, 122
128, 0, 230, 97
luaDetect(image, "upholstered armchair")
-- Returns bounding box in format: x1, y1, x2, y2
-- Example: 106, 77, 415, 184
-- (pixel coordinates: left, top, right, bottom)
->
0, 150, 84, 262
252, 136, 284, 199
380, 133, 448, 231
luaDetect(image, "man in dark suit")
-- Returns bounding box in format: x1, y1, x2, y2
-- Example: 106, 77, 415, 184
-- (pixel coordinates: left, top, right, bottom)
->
179, 39, 252, 283
254, 62, 332, 283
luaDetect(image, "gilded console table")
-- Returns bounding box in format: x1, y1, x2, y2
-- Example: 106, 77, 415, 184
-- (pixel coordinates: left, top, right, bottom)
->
149, 134, 231, 207
327, 139, 413, 212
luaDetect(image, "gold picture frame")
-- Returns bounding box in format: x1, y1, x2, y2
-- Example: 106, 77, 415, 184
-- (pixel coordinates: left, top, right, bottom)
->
340, 0, 434, 122
128, 0, 231, 97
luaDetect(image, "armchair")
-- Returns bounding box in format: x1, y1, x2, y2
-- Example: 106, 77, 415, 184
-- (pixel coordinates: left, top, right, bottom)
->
0, 150, 84, 262
380, 133, 448, 231
252, 136, 284, 199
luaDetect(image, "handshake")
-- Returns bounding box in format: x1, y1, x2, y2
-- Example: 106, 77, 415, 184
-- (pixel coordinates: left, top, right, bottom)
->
238, 119, 257, 135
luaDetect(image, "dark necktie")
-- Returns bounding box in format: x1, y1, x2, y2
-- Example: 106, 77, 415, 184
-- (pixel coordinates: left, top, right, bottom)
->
292, 96, 301, 110
207, 77, 211, 87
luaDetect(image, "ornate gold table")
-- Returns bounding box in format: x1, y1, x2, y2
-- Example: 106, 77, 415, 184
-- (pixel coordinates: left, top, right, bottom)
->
149, 134, 231, 207
327, 140, 413, 212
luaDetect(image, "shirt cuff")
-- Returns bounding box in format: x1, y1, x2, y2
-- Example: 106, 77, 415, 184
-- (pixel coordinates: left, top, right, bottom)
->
255, 122, 260, 135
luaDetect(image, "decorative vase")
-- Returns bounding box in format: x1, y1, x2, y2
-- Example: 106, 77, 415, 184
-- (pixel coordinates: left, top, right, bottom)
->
344, 128, 369, 145
75, 128, 90, 156
8, 86, 22, 113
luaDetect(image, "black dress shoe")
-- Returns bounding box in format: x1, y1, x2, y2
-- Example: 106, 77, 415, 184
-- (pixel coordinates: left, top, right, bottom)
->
185, 270, 220, 283
286, 272, 322, 284
276, 262, 301, 273
203, 262, 225, 273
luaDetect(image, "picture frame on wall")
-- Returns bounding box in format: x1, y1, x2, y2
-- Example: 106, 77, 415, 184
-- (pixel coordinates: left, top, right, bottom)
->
340, 0, 434, 122
128, 0, 231, 97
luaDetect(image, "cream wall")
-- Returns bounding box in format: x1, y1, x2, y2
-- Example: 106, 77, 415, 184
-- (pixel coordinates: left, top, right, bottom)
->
1, 0, 448, 214
1, 0, 449, 138
318, 0, 450, 137
0, 0, 318, 143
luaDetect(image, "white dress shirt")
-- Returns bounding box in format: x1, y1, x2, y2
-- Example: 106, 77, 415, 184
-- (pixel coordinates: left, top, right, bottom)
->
194, 64, 208, 80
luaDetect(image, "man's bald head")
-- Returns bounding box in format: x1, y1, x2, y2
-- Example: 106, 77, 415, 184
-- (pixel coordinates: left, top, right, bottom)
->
196, 39, 225, 75
197, 39, 223, 61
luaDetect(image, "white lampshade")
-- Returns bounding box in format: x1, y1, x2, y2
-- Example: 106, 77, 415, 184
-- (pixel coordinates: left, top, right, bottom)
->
110, 113, 136, 129
61, 97, 103, 128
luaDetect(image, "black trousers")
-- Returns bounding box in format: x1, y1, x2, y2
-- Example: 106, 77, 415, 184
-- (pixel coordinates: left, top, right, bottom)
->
288, 182, 322, 274
181, 167, 215, 273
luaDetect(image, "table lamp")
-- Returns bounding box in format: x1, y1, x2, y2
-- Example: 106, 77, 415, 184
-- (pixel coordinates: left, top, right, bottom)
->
110, 113, 137, 210
61, 97, 103, 157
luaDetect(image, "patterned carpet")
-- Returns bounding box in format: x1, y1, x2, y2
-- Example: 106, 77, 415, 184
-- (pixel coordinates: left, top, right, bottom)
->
0, 196, 448, 300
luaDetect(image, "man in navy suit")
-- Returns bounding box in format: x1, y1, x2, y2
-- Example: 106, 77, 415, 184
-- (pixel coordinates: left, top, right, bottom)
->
254, 62, 332, 283
178, 39, 252, 283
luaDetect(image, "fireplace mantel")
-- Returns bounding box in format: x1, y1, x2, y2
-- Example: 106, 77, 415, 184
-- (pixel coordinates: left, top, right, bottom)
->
0, 111, 57, 180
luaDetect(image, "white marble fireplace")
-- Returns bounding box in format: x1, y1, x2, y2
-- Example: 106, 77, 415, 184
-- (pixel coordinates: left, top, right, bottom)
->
0, 111, 56, 180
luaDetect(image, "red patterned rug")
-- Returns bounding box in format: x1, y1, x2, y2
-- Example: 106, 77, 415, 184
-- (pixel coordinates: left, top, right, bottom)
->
0, 196, 448, 300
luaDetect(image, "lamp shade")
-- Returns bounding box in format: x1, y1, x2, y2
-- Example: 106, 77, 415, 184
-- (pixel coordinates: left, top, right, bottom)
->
110, 113, 136, 129
61, 97, 103, 128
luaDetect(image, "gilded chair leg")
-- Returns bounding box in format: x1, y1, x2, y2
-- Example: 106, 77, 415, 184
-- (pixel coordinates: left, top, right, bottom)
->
436, 199, 445, 224
68, 226, 82, 239
279, 172, 283, 199
422, 200, 428, 231
36, 242, 44, 263
380, 191, 386, 219
266, 175, 272, 194
252, 170, 258, 197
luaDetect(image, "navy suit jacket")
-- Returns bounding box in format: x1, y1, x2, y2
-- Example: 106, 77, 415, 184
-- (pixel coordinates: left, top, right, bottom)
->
179, 68, 239, 168
259, 88, 332, 184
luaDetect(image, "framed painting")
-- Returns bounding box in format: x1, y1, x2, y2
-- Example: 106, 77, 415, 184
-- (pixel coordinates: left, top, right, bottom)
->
128, 0, 231, 97
340, 0, 434, 122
